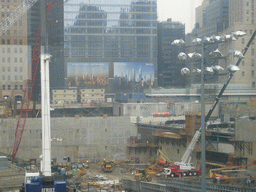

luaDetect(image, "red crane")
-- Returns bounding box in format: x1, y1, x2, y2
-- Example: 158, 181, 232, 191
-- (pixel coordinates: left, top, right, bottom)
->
12, 25, 41, 161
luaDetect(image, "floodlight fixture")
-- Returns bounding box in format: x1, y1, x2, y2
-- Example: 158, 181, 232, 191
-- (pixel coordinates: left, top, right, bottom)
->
181, 67, 190, 76
233, 31, 247, 38
192, 68, 201, 75
171, 39, 185, 46
178, 52, 187, 61
192, 38, 202, 45
205, 67, 214, 74
233, 50, 245, 59
212, 65, 224, 73
209, 48, 223, 58
204, 37, 212, 43
227, 65, 240, 73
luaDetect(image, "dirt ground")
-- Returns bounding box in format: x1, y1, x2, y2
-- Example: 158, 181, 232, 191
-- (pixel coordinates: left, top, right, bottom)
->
66, 162, 153, 191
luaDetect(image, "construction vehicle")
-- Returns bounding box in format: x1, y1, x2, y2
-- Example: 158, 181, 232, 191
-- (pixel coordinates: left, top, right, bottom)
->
210, 160, 256, 183
78, 167, 87, 177
163, 164, 201, 178
100, 160, 113, 172
134, 168, 152, 182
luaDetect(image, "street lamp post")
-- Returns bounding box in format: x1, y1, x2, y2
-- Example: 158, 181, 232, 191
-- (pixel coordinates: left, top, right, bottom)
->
200, 39, 206, 192
172, 30, 247, 192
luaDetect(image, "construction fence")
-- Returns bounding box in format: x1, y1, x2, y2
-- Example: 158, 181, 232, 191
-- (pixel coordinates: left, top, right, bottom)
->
122, 178, 256, 192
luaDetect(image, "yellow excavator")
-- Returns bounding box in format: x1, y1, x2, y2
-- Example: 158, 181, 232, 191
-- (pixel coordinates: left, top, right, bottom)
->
100, 160, 113, 172
134, 168, 152, 182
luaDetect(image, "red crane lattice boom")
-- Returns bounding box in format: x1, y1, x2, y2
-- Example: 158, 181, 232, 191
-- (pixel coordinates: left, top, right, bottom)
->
12, 25, 41, 160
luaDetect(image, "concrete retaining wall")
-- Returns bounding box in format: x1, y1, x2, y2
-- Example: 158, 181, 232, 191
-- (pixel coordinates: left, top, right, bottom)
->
0, 116, 136, 163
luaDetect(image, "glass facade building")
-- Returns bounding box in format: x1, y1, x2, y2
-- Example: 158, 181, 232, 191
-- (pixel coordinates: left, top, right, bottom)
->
47, 0, 157, 92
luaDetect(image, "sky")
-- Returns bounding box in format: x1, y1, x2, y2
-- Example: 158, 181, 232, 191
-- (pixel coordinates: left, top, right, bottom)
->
157, 0, 203, 33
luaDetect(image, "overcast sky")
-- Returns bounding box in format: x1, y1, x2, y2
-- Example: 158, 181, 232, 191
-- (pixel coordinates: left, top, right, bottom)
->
157, 0, 203, 33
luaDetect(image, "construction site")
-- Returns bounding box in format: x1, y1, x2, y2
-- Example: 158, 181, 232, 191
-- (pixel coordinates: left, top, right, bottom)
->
1, 98, 256, 191
1, 0, 256, 191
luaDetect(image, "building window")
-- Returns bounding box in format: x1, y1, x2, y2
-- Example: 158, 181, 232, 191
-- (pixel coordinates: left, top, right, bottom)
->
242, 71, 245, 76
7, 57, 10, 63
2, 48, 4, 53
7, 67, 10, 72
19, 39, 22, 45
14, 67, 17, 72
19, 57, 22, 62
19, 21, 22, 26
20, 75, 23, 80
14, 85, 18, 90
7, 30, 10, 35
242, 38, 245, 44
8, 85, 10, 90
252, 70, 255, 77
252, 49, 255, 55
2, 85, 5, 90
2, 57, 5, 62
20, 85, 23, 90
7, 48, 10, 53
7, 39, 10, 44
2, 75, 5, 80
15, 75, 18, 80
8, 75, 10, 80
2, 39, 5, 44
2, 67, 5, 72
14, 30, 17, 35
14, 58, 17, 63
19, 48, 22, 53
252, 82, 255, 88
252, 60, 255, 66
14, 39, 17, 44
14, 48, 17, 53
19, 30, 22, 36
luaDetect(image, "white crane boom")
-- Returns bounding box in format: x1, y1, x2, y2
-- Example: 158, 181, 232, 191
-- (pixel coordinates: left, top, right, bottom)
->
40, 54, 52, 176
0, 0, 39, 36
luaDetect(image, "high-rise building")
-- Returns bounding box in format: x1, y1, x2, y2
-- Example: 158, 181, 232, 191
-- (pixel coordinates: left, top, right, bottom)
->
218, 0, 256, 88
196, 0, 229, 37
157, 19, 185, 88
47, 0, 157, 93
0, 0, 30, 102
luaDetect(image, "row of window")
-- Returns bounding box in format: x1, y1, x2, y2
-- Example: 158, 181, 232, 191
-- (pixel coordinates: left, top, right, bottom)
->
2, 66, 23, 72
2, 0, 18, 2
241, 70, 256, 77
1, 39, 23, 45
2, 75, 23, 81
2, 84, 23, 90
241, 60, 255, 66
2, 29, 23, 36
1, 47, 23, 53
1, 57, 23, 63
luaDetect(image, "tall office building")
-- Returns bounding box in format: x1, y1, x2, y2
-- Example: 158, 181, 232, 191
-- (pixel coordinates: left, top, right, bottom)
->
219, 0, 256, 88
196, 0, 229, 37
157, 19, 185, 88
0, 0, 30, 102
47, 0, 157, 93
